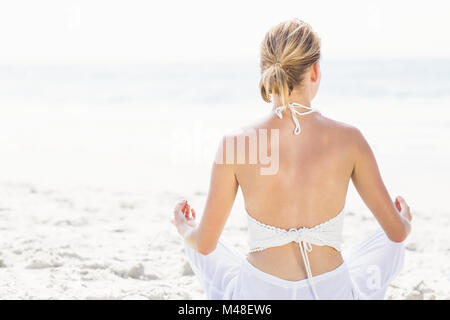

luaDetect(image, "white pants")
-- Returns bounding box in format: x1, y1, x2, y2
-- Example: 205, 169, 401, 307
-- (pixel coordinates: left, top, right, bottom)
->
184, 228, 405, 300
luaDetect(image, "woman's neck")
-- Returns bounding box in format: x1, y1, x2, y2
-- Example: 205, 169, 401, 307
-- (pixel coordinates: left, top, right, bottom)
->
272, 91, 312, 108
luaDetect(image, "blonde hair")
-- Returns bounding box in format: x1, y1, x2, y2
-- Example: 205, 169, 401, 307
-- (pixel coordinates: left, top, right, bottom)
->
259, 19, 321, 108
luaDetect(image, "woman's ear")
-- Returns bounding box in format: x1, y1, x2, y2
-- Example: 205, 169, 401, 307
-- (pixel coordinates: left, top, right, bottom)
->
311, 62, 320, 82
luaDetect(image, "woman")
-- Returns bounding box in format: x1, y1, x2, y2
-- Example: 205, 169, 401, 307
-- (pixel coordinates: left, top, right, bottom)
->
171, 19, 412, 300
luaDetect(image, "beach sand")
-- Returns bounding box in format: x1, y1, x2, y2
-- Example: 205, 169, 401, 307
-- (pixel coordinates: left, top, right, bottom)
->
0, 97, 449, 299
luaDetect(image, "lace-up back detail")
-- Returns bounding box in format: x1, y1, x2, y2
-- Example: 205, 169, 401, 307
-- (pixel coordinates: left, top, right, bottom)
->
247, 208, 345, 299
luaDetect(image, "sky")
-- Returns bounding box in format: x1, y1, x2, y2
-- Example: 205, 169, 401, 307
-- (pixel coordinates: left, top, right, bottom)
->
0, 0, 449, 64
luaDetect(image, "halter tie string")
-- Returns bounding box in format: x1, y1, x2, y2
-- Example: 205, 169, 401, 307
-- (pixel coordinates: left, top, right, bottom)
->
287, 228, 320, 299
273, 102, 318, 135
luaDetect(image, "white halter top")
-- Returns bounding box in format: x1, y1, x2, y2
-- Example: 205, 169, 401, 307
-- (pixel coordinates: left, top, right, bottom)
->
247, 102, 344, 299
273, 102, 319, 135
247, 209, 344, 299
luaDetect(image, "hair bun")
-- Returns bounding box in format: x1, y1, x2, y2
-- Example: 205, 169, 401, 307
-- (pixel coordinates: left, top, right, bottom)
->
259, 19, 321, 108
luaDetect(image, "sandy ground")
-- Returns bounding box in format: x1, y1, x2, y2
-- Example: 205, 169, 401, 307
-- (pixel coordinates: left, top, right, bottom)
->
0, 98, 449, 299
0, 182, 448, 299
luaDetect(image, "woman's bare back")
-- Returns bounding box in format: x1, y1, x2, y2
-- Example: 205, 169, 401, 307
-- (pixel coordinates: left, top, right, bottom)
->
236, 110, 358, 280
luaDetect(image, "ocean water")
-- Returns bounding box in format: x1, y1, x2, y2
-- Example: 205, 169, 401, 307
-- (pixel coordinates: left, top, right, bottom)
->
1, 59, 450, 107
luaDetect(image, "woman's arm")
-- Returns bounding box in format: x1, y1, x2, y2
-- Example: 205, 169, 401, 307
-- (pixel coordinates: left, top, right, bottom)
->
350, 128, 412, 242
172, 136, 239, 254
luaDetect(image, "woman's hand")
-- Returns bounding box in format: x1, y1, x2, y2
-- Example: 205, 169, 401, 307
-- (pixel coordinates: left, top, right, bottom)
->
171, 200, 197, 238
395, 196, 412, 222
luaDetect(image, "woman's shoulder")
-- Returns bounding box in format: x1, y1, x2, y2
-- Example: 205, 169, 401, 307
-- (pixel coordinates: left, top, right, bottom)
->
310, 115, 369, 158
319, 115, 364, 139
221, 114, 275, 139
319, 116, 371, 159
